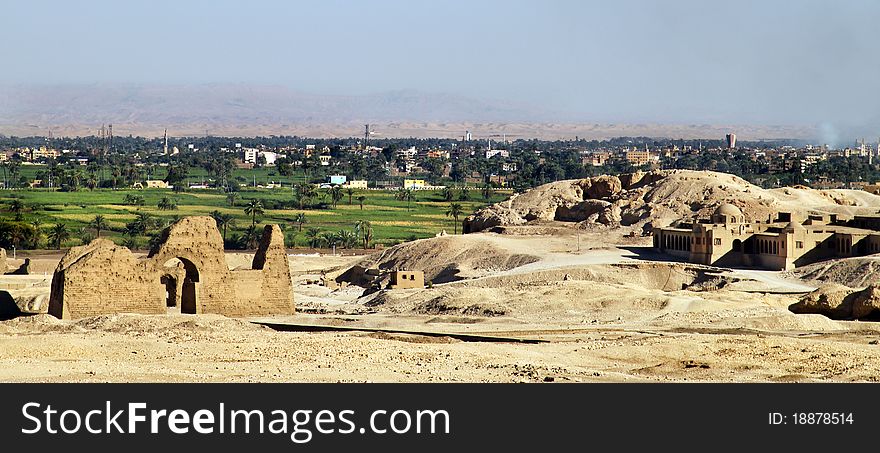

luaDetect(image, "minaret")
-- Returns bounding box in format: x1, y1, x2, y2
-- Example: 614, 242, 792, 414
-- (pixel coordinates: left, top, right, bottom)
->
163, 129, 168, 155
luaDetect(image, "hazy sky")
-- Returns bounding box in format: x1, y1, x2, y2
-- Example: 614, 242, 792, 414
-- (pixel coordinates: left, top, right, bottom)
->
3, 0, 880, 131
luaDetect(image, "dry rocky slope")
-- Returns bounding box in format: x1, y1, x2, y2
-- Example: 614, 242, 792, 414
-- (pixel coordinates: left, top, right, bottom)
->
791, 284, 880, 320
333, 234, 540, 288
464, 170, 880, 237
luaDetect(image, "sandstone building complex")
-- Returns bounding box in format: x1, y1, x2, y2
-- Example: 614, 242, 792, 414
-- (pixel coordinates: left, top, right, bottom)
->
48, 216, 294, 319
654, 204, 880, 270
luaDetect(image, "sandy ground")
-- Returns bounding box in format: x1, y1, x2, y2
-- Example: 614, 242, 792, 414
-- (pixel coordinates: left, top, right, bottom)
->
2, 234, 880, 382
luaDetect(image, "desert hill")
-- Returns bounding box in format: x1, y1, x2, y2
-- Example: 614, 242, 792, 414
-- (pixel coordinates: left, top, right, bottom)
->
464, 170, 880, 236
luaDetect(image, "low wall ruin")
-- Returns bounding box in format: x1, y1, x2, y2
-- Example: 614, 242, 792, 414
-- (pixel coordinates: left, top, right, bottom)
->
48, 216, 294, 319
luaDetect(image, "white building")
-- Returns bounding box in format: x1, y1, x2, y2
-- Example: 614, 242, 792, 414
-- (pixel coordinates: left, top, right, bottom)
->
243, 149, 283, 165
243, 148, 259, 164
397, 146, 418, 160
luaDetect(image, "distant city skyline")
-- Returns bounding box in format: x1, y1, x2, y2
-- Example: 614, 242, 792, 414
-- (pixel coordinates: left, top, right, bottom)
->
3, 0, 880, 142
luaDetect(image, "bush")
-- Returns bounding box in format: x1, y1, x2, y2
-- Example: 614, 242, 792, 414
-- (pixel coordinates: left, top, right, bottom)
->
0, 221, 37, 249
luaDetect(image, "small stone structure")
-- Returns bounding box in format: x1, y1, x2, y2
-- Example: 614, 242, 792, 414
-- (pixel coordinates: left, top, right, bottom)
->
47, 216, 293, 319
389, 270, 425, 289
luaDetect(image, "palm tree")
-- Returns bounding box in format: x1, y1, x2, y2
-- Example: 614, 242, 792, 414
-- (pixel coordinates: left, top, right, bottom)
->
345, 187, 356, 205
157, 197, 177, 210
337, 229, 358, 249
321, 231, 337, 248
210, 210, 235, 242
8, 224, 29, 249
327, 186, 343, 208
295, 183, 317, 210
30, 219, 43, 249
446, 203, 464, 234
241, 225, 260, 249
355, 220, 374, 249
89, 214, 110, 238
305, 227, 323, 248
285, 231, 299, 248
126, 212, 155, 236
226, 192, 240, 207
123, 194, 145, 206
243, 199, 264, 230
441, 187, 454, 201
9, 199, 24, 221
458, 188, 471, 201
48, 223, 70, 249
356, 195, 366, 210
294, 212, 307, 232
7, 161, 21, 188
395, 188, 415, 211
481, 183, 493, 200
122, 234, 139, 250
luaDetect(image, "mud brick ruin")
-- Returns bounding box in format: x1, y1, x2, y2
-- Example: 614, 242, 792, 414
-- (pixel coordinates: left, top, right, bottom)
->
48, 216, 293, 319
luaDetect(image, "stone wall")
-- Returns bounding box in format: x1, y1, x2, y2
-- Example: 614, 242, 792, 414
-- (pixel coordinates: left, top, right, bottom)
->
146, 216, 237, 315
247, 225, 295, 315
48, 240, 163, 319
48, 217, 294, 319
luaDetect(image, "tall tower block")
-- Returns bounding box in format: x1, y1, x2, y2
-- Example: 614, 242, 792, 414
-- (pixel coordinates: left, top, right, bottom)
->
725, 133, 736, 149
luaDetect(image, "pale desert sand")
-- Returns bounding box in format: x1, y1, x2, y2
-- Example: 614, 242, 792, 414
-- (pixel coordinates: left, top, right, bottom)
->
2, 232, 880, 383
6, 171, 880, 382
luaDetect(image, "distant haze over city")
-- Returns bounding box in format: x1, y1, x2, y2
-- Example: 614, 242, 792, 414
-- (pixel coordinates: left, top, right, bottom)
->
0, 83, 816, 140
2, 1, 879, 143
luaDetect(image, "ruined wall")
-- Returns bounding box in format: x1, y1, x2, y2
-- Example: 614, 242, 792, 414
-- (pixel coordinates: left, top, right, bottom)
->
146, 216, 237, 315
0, 247, 6, 274
48, 217, 294, 319
48, 239, 163, 319
244, 224, 294, 315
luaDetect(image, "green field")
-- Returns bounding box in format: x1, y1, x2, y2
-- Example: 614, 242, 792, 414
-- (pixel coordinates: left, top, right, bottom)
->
0, 186, 510, 251
14, 163, 307, 187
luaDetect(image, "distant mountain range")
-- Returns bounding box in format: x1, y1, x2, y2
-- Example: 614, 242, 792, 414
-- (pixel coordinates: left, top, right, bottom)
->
0, 84, 816, 140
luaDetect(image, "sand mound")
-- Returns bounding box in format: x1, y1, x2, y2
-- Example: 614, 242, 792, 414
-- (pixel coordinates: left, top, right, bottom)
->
74, 313, 266, 336
0, 313, 79, 334
360, 280, 671, 323
451, 262, 732, 292
789, 256, 880, 288
0, 312, 267, 338
464, 170, 880, 235
715, 312, 846, 332
789, 283, 880, 320
359, 262, 749, 325
336, 235, 540, 287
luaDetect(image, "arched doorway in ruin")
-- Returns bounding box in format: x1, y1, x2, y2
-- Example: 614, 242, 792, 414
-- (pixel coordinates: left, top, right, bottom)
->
160, 274, 178, 312
162, 257, 200, 314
